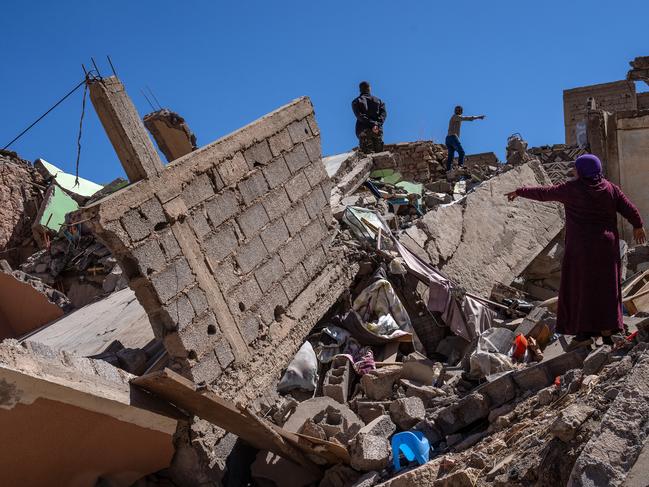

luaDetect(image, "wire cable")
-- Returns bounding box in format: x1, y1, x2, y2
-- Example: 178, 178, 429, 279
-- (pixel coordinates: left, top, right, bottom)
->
2, 78, 87, 150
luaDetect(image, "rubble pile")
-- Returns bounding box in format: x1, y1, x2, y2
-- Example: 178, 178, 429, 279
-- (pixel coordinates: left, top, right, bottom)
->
1, 57, 648, 486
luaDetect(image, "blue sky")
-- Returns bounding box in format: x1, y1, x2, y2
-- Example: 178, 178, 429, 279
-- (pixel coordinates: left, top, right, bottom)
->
1, 1, 647, 184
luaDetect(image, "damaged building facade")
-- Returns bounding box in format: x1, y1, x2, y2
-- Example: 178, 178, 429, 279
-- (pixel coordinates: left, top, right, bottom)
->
0, 55, 648, 487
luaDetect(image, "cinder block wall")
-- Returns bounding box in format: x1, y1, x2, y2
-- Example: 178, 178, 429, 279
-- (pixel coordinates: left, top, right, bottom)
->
82, 98, 333, 391
563, 80, 636, 145
381, 141, 446, 181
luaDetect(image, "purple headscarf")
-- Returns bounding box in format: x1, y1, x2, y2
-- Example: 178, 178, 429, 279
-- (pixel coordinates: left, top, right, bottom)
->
575, 154, 602, 180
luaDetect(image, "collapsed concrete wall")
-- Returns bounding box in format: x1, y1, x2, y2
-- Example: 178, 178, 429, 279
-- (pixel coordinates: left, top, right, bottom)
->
401, 161, 565, 297
0, 151, 42, 266
528, 144, 588, 184
143, 109, 197, 162
0, 340, 176, 486
81, 97, 357, 404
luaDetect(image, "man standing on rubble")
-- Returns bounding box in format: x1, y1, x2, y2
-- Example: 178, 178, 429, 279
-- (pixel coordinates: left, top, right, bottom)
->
352, 81, 387, 154
446, 106, 485, 171
506, 154, 646, 348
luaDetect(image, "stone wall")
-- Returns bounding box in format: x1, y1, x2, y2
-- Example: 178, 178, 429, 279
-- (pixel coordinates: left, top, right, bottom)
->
381, 141, 446, 181
0, 152, 42, 266
82, 98, 343, 401
563, 80, 636, 146
637, 92, 649, 111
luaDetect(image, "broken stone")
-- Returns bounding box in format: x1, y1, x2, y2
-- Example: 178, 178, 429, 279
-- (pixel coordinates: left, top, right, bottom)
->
401, 352, 442, 385
582, 345, 612, 375
361, 365, 401, 400
389, 396, 426, 430
319, 464, 361, 487
349, 433, 391, 471
358, 414, 396, 440
433, 468, 479, 487
400, 378, 446, 407
352, 471, 380, 487
537, 386, 558, 406
356, 401, 388, 424
283, 396, 364, 436
549, 404, 595, 442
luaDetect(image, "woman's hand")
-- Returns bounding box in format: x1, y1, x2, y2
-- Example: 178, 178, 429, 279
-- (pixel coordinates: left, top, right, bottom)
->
634, 227, 647, 245
505, 191, 518, 202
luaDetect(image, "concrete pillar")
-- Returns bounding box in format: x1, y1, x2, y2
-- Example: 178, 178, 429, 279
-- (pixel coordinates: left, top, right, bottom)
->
143, 109, 197, 163
89, 76, 164, 182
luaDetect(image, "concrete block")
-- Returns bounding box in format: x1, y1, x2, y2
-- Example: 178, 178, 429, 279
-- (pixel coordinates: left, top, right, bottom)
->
401, 379, 447, 407
205, 189, 239, 228
159, 229, 181, 260
281, 264, 308, 301
323, 355, 351, 403
235, 235, 267, 274
285, 171, 310, 203
238, 170, 269, 206
204, 223, 238, 263
302, 245, 326, 277
191, 352, 222, 384
218, 152, 249, 186
302, 137, 322, 164
350, 434, 390, 472
229, 276, 263, 315
306, 114, 319, 136
436, 393, 490, 435
287, 118, 311, 144
283, 202, 310, 236
181, 173, 214, 209
263, 156, 291, 189
163, 293, 195, 330
278, 236, 307, 271
132, 238, 167, 275
262, 187, 292, 221
543, 348, 588, 380
190, 209, 211, 240
257, 284, 289, 325
358, 415, 396, 440
402, 352, 442, 386
302, 185, 328, 219
361, 365, 401, 400
303, 160, 328, 188
284, 144, 309, 174
241, 313, 261, 344
237, 202, 270, 239
268, 129, 293, 157
389, 397, 425, 430
260, 219, 290, 254
151, 258, 194, 303
212, 257, 240, 293
254, 255, 285, 293
356, 401, 387, 424
244, 140, 273, 168
300, 218, 327, 251
187, 285, 209, 316
214, 336, 235, 368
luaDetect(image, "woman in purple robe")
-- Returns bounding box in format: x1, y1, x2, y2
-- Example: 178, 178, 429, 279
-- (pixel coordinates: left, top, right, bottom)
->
506, 154, 646, 345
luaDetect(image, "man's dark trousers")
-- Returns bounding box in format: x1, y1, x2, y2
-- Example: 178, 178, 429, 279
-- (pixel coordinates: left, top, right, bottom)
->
445, 134, 465, 171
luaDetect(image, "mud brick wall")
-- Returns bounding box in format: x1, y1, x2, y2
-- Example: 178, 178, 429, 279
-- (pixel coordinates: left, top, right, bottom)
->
563, 80, 636, 145
82, 98, 334, 394
381, 141, 446, 182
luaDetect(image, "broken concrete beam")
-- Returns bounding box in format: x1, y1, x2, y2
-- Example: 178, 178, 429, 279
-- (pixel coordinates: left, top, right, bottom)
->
89, 76, 165, 182
323, 355, 351, 404
143, 109, 197, 163
330, 154, 373, 216
0, 340, 176, 486
405, 160, 564, 297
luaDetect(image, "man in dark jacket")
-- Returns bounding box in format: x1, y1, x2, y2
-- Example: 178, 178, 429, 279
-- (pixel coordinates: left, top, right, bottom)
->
352, 81, 387, 153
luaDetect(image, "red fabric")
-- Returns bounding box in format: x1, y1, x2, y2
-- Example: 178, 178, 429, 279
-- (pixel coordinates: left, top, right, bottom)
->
516, 178, 643, 335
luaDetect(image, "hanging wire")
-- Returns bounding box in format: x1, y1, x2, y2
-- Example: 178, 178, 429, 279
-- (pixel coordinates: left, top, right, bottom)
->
74, 78, 89, 186
2, 78, 88, 150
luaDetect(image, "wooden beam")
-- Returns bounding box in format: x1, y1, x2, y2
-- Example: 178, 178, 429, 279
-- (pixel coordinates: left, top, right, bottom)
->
132, 369, 346, 474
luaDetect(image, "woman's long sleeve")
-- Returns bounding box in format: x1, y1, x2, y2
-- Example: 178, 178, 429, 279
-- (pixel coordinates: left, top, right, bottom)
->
516, 182, 571, 203
614, 184, 644, 229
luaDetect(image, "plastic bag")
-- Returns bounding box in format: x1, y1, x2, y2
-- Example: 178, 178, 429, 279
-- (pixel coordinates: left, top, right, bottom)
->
277, 341, 318, 393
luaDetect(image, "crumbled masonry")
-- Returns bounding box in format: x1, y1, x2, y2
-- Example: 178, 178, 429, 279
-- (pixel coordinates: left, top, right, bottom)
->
0, 56, 648, 486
